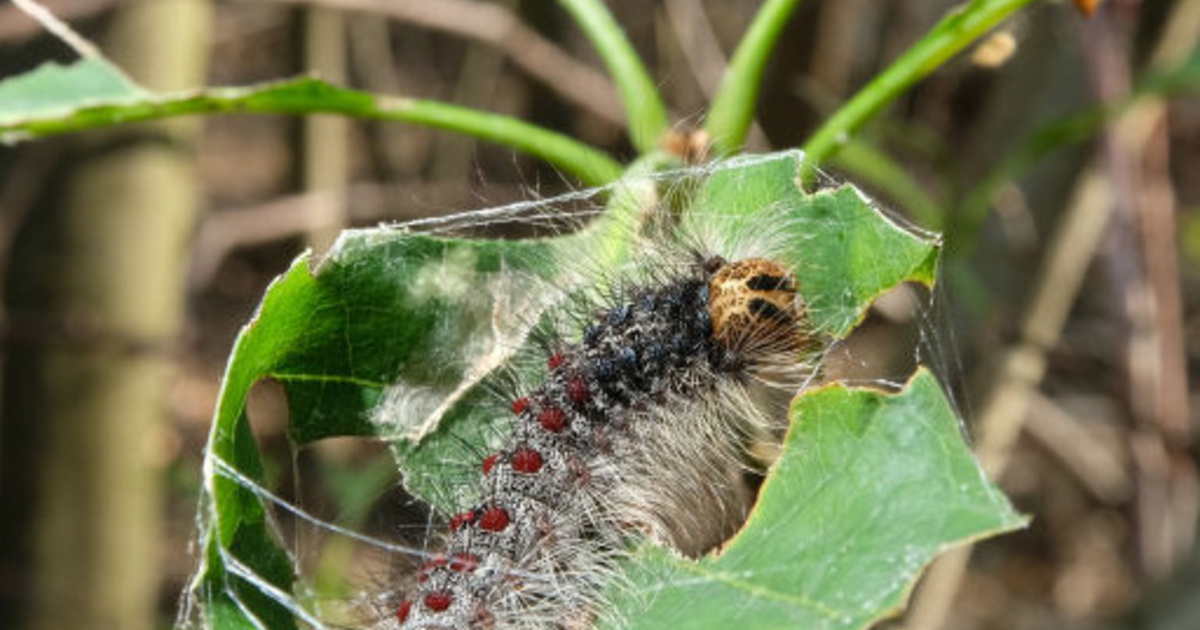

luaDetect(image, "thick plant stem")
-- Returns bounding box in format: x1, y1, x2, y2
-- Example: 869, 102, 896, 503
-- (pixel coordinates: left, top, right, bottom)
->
556, 0, 669, 154
0, 2, 212, 629
704, 0, 804, 154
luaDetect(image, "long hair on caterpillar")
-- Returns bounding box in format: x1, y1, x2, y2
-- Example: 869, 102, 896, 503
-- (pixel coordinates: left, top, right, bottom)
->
353, 155, 835, 630
182, 150, 955, 630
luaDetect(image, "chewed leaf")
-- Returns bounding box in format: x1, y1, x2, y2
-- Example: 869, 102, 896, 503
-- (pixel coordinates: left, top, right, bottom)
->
396, 151, 941, 509
604, 368, 1027, 630
192, 233, 561, 629
189, 150, 964, 629
683, 151, 939, 337
789, 187, 939, 335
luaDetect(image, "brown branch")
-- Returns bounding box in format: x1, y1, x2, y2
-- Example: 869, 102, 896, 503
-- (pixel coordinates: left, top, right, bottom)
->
240, 0, 626, 127
808, 0, 869, 96
1133, 108, 1189, 444
1024, 392, 1133, 504
662, 0, 725, 96
429, 0, 520, 183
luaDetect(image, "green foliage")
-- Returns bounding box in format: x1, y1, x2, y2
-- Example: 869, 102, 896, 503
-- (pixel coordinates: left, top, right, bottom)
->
556, 0, 669, 153
0, 60, 621, 185
191, 233, 558, 629
704, 0, 804, 154
189, 151, 1020, 628
604, 368, 1025, 630
0, 57, 144, 126
1, 0, 1054, 193
828, 139, 945, 230
1, 2, 1050, 628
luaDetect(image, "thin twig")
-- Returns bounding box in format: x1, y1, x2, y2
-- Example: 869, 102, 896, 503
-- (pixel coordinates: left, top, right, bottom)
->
1130, 89, 1190, 446
241, 0, 625, 127
1089, 3, 1192, 579
1024, 391, 1132, 504
662, 0, 726, 96
346, 15, 432, 179
10, 0, 102, 57
430, 0, 518, 183
808, 0, 869, 96
0, 0, 125, 43
1131, 112, 1197, 572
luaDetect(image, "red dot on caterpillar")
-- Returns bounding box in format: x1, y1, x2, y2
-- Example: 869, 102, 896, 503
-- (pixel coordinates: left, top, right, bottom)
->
423, 591, 453, 612
449, 553, 479, 572
511, 447, 544, 474
537, 405, 567, 432
418, 554, 446, 583
417, 566, 432, 583
396, 600, 412, 623
566, 375, 590, 405
449, 511, 475, 531
386, 248, 815, 628
478, 506, 510, 532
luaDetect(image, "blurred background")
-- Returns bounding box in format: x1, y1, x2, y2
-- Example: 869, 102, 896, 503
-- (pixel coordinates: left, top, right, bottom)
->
0, 0, 1197, 629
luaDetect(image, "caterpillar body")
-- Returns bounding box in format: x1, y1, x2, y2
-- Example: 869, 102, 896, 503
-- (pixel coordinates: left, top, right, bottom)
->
374, 212, 820, 630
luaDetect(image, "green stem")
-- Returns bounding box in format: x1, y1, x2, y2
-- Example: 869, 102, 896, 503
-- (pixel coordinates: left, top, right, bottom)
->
374, 97, 624, 186
800, 0, 1040, 186
705, 0, 805, 155
556, 0, 669, 154
1, 77, 624, 186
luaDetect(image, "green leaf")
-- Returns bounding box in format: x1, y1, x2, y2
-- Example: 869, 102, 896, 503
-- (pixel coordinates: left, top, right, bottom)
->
828, 138, 945, 230
0, 62, 622, 185
190, 151, 992, 629
393, 151, 940, 508
602, 368, 1027, 630
196, 408, 298, 630
682, 151, 939, 336
0, 58, 144, 128
191, 231, 566, 627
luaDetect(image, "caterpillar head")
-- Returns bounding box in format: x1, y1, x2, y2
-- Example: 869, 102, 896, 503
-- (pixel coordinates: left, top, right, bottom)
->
706, 257, 807, 353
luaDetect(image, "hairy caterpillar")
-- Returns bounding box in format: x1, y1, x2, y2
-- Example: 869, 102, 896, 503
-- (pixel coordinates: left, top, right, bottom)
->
367, 183, 824, 629
179, 152, 1013, 630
